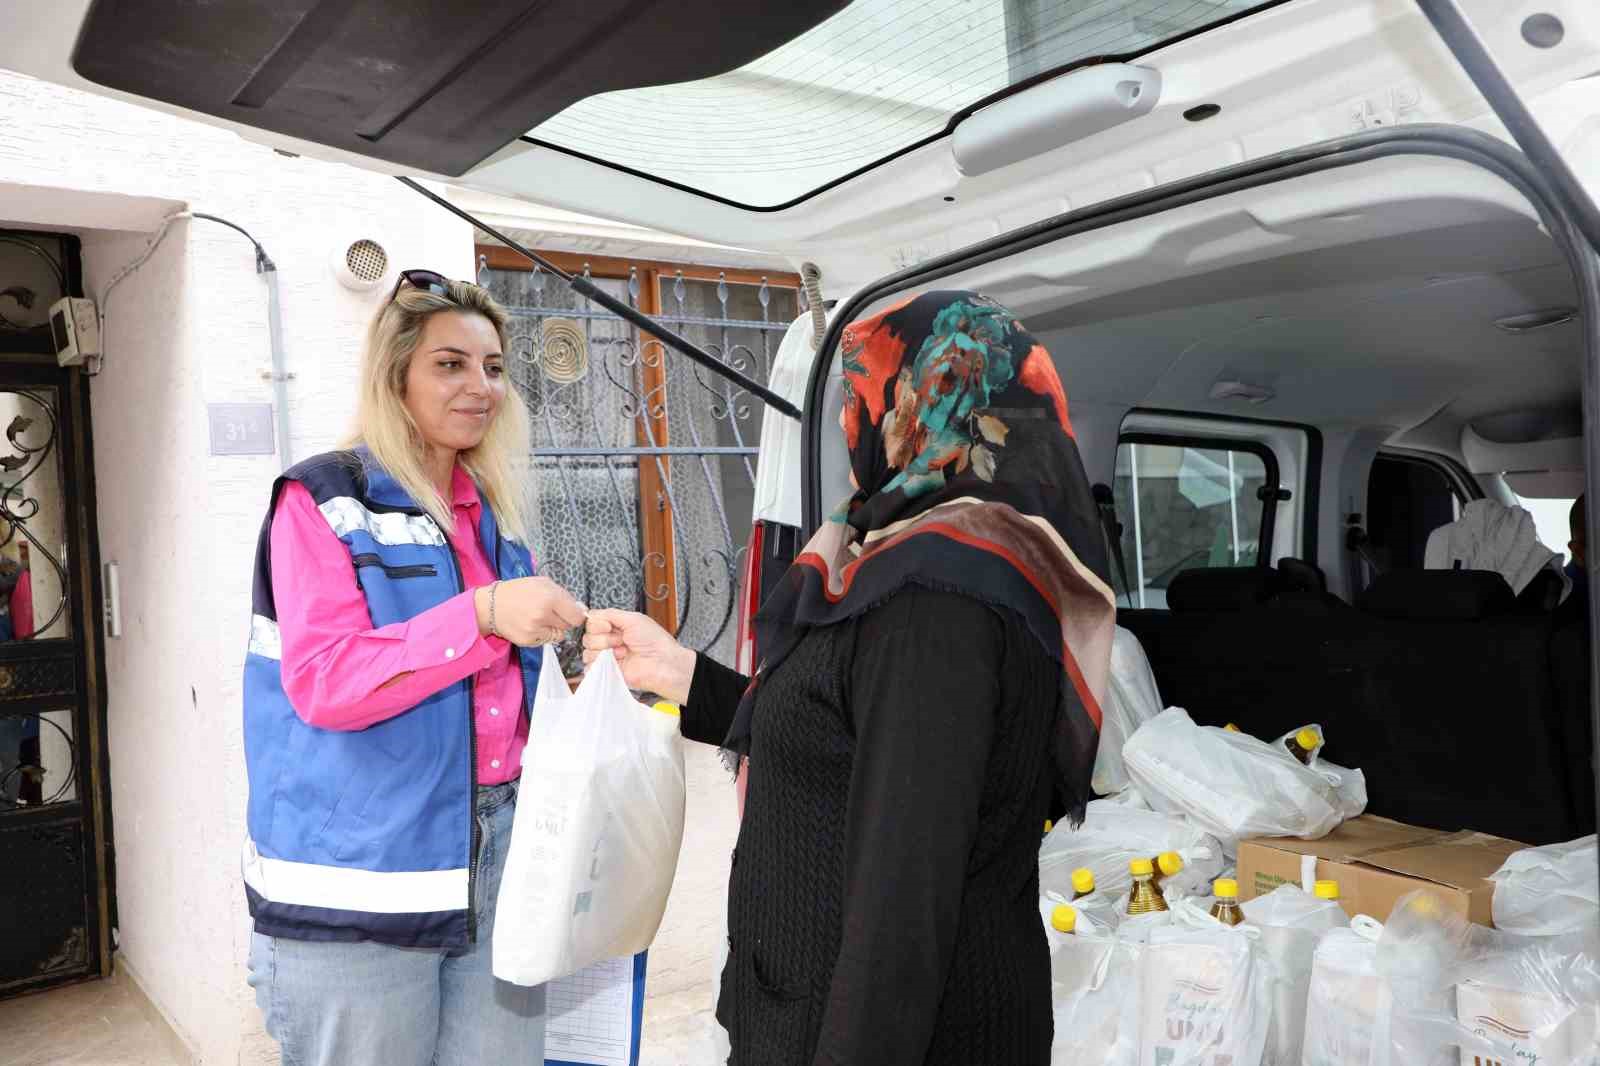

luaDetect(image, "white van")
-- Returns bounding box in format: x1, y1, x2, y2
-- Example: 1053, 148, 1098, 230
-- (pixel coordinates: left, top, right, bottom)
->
7, 0, 1596, 842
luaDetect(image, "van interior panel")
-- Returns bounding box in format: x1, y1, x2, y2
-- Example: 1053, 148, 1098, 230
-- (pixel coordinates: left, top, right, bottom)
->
68, 0, 851, 175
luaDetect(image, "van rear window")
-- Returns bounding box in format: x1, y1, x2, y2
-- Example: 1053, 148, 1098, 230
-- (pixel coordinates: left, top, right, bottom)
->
1113, 440, 1271, 609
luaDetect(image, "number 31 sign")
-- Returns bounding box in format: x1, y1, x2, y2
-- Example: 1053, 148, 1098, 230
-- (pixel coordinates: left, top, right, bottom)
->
207, 403, 276, 456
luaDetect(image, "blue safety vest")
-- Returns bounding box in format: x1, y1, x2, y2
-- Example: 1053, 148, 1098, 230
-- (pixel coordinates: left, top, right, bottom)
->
242, 448, 540, 947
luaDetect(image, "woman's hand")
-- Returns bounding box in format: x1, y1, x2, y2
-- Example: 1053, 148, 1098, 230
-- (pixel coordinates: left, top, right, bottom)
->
475, 576, 587, 647
582, 609, 696, 704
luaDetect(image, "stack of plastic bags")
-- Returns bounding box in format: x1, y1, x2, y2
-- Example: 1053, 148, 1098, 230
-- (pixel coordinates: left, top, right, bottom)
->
1049, 881, 1600, 1066
1303, 887, 1600, 1066
1043, 621, 1595, 1065
1047, 891, 1274, 1066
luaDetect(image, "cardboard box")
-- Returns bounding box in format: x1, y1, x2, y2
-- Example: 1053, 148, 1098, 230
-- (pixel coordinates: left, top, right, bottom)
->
1237, 815, 1526, 926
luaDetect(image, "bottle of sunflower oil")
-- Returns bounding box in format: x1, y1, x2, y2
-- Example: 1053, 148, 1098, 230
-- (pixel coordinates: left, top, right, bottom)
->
1127, 858, 1170, 916
1285, 726, 1322, 765
1209, 878, 1245, 926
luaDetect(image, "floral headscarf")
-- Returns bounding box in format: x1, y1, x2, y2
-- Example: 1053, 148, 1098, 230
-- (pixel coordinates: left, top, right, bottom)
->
723, 290, 1116, 825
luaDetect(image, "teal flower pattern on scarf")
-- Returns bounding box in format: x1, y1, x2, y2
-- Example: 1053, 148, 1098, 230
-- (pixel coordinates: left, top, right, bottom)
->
880, 296, 1018, 500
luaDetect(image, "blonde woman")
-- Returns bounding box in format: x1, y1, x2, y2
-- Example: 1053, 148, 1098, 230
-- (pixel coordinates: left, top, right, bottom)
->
242, 270, 585, 1066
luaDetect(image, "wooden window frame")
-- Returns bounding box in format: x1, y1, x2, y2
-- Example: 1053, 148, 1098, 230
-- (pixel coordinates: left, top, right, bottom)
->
477, 244, 800, 636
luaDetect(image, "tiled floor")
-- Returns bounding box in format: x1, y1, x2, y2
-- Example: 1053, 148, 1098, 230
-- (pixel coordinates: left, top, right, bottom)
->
637, 741, 738, 1065
0, 964, 190, 1065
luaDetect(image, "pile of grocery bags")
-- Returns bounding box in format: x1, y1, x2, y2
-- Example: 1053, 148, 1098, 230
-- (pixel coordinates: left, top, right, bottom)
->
1040, 626, 1599, 1066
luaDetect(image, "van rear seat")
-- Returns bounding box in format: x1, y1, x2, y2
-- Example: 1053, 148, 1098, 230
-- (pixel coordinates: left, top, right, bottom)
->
1119, 566, 1594, 845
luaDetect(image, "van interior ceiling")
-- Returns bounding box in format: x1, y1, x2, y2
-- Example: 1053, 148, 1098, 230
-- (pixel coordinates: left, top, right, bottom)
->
813, 149, 1594, 848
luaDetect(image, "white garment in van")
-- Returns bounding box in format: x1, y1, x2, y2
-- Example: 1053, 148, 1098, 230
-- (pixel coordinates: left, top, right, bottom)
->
1423, 498, 1567, 597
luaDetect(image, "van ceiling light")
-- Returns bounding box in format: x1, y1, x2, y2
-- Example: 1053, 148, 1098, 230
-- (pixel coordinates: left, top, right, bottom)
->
1493, 307, 1577, 333
952, 63, 1161, 178
1210, 380, 1275, 405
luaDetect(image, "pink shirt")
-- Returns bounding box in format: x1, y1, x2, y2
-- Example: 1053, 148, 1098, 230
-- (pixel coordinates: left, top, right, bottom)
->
270, 466, 528, 785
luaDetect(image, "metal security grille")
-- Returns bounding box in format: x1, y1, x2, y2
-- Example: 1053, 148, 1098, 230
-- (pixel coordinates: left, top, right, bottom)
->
479, 252, 799, 668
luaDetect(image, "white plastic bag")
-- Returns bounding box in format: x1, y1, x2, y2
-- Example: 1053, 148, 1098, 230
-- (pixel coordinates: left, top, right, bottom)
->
1302, 918, 1392, 1066
1271, 724, 1369, 818
1123, 709, 1366, 850
492, 650, 686, 986
1452, 930, 1600, 1066
1240, 885, 1349, 1066
1041, 893, 1111, 947
1096, 784, 1153, 811
1371, 889, 1600, 1066
1489, 835, 1599, 936
1137, 898, 1272, 1066
1051, 927, 1144, 1066
1093, 627, 1164, 796
1040, 799, 1225, 906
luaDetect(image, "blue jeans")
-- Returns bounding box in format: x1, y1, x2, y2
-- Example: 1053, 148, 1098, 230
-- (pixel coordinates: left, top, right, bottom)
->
247, 781, 546, 1066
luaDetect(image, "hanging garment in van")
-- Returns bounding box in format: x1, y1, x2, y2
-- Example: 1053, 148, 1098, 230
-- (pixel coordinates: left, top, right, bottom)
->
1423, 499, 1568, 598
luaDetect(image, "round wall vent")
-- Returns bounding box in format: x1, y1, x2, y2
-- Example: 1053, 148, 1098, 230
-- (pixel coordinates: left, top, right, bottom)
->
332, 238, 390, 291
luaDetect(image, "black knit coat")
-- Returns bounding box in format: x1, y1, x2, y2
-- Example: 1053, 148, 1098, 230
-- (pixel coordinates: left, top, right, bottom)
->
681, 586, 1062, 1066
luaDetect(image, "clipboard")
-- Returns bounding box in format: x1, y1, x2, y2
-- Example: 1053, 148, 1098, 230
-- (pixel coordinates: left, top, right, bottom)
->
545, 951, 648, 1066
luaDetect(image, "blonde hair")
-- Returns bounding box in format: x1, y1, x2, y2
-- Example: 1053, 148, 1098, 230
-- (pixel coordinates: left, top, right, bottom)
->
349, 279, 533, 543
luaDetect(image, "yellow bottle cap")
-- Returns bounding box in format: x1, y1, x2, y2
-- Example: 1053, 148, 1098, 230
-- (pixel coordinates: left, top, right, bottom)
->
1156, 851, 1184, 877
1071, 868, 1095, 895
1314, 880, 1340, 900
1295, 727, 1320, 750
653, 701, 681, 717
1043, 820, 1054, 835
1406, 893, 1442, 918
1051, 905, 1078, 934
1213, 878, 1239, 899
1129, 857, 1155, 876
1224, 723, 1241, 732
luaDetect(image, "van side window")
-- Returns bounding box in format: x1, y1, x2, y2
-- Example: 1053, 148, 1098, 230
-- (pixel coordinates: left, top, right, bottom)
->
1366, 453, 1464, 571
1113, 440, 1272, 609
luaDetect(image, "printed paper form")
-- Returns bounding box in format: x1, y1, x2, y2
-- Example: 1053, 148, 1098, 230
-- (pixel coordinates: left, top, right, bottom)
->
545, 955, 638, 1066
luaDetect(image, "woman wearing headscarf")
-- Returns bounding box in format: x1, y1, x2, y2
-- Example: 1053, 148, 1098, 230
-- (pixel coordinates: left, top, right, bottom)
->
585, 290, 1116, 1065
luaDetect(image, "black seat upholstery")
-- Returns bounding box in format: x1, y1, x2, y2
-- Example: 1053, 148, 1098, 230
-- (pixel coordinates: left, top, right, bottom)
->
1121, 566, 1593, 845
1355, 569, 1513, 620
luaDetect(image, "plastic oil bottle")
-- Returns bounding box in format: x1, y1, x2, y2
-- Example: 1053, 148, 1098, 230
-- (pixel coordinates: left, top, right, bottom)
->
1127, 858, 1171, 916
1152, 850, 1184, 890
1209, 878, 1245, 926
1285, 726, 1321, 764
1070, 867, 1095, 901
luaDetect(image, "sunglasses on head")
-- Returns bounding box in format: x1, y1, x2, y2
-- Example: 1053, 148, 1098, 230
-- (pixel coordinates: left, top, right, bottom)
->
389, 268, 453, 303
